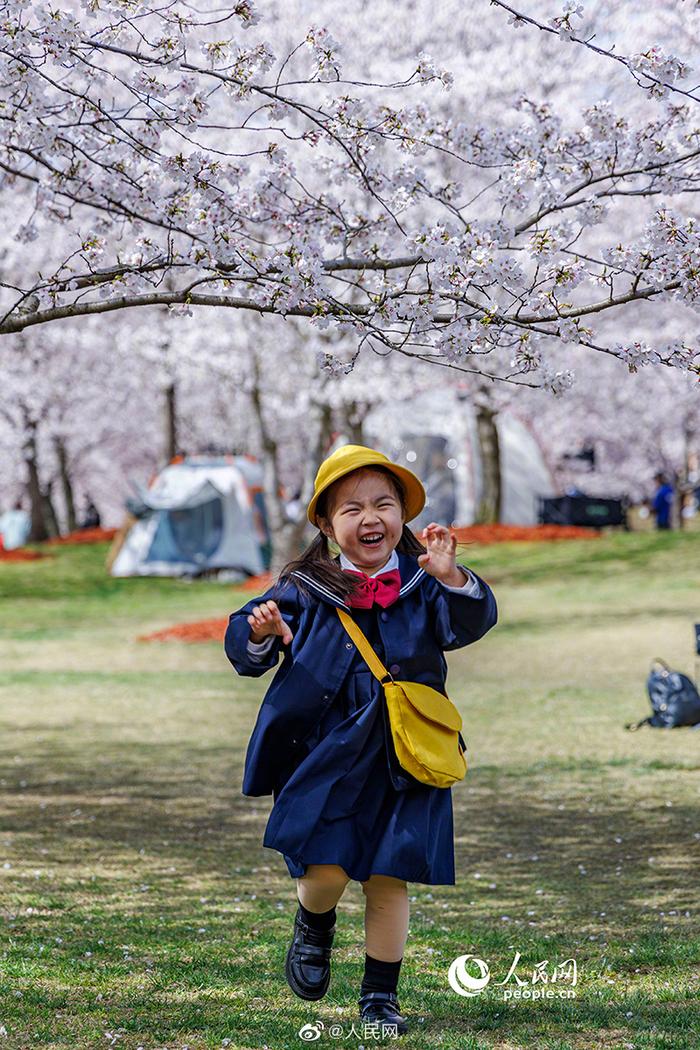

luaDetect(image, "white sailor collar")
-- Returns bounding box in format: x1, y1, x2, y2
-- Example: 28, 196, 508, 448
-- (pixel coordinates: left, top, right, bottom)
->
338, 549, 399, 577
290, 548, 425, 609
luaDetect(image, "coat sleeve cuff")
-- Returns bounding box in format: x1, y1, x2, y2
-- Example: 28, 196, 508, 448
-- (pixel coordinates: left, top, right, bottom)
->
441, 565, 483, 598
247, 635, 277, 660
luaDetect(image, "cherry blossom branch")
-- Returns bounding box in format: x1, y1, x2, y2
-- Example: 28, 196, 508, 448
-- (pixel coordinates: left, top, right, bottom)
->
1, 1, 698, 389
513, 148, 700, 234
489, 0, 699, 104
3, 275, 695, 370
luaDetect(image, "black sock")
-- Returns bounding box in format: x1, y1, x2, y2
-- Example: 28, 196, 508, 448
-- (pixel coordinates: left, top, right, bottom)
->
360, 952, 403, 996
297, 897, 336, 932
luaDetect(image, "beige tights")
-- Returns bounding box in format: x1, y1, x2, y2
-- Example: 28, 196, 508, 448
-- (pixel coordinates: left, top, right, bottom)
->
296, 863, 409, 963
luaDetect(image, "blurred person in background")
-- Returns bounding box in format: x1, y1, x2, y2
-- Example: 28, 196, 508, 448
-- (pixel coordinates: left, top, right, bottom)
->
651, 473, 675, 531
80, 498, 101, 530
0, 500, 31, 550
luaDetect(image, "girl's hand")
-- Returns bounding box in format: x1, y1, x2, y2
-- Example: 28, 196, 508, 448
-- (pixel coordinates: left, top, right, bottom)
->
247, 600, 294, 646
417, 523, 465, 587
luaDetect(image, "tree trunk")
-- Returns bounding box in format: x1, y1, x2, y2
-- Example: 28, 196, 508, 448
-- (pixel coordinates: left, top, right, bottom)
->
41, 484, 60, 539
267, 400, 336, 573
248, 352, 336, 576
266, 402, 335, 574
679, 424, 696, 530
55, 436, 77, 532
24, 426, 49, 542
165, 381, 178, 461
267, 517, 310, 577
475, 404, 502, 524
248, 356, 293, 576
344, 400, 365, 445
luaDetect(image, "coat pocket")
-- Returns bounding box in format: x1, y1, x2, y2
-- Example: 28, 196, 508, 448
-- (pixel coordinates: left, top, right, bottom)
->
294, 691, 337, 753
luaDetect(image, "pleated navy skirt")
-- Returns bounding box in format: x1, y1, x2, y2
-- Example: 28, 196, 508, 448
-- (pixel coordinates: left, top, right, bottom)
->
262, 605, 456, 885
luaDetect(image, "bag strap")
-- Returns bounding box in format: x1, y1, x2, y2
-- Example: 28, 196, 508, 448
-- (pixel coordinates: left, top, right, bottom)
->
625, 716, 652, 731
336, 607, 394, 684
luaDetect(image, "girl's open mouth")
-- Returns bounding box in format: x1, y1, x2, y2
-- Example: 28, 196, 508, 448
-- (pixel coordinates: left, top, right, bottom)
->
359, 533, 384, 546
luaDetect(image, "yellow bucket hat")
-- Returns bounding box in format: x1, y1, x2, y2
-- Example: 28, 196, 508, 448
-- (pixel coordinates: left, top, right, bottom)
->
307, 444, 426, 526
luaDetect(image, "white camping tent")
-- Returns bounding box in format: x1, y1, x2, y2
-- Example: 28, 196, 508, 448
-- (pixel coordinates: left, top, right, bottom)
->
110, 455, 269, 577
361, 388, 555, 526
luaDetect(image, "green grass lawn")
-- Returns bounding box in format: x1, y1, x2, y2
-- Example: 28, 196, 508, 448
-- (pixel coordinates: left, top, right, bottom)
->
1, 532, 699, 1050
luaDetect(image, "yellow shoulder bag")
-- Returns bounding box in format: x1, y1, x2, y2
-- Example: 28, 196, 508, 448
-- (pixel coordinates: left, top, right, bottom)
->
336, 608, 467, 789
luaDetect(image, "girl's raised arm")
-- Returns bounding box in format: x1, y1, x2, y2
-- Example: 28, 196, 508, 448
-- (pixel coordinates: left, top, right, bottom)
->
426, 567, 498, 651
224, 580, 302, 678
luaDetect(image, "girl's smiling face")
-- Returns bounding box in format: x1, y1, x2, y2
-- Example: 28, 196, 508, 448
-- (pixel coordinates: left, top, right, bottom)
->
318, 467, 405, 572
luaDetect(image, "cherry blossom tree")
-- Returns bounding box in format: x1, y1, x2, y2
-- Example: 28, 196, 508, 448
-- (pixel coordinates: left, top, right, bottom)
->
0, 321, 162, 537
0, 0, 698, 393
522, 341, 700, 508
284, 0, 700, 513
214, 312, 448, 569
1, 0, 698, 548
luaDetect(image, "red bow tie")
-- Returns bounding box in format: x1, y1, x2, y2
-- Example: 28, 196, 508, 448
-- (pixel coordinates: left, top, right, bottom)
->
344, 567, 402, 609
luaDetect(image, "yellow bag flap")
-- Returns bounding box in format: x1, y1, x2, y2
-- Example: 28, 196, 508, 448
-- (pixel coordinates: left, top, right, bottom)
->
386, 680, 463, 732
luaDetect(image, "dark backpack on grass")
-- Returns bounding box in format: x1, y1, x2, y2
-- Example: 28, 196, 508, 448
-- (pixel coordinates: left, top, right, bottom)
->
626, 659, 700, 730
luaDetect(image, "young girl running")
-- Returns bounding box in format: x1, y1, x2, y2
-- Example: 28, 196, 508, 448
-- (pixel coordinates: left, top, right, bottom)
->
225, 444, 497, 1036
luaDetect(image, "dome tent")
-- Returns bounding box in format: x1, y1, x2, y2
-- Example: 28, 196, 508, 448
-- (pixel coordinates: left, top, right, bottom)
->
361, 387, 554, 527
110, 455, 269, 578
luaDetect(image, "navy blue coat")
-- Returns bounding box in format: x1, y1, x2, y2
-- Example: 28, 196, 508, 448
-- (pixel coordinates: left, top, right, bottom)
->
225, 551, 498, 798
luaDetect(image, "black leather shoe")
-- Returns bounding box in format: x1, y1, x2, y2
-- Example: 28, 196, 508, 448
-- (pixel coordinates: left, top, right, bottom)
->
358, 990, 409, 1035
284, 907, 335, 1000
